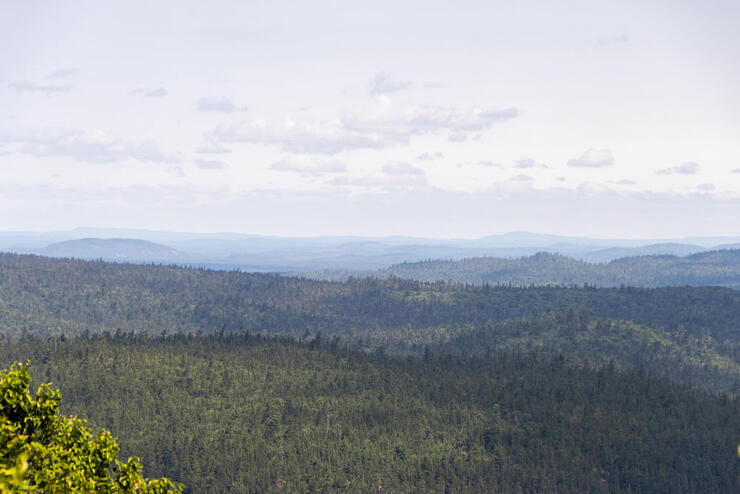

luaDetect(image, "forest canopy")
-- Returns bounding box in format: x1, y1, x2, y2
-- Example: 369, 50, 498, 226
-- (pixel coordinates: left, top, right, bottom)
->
0, 363, 182, 493
1, 254, 739, 491
2, 336, 739, 493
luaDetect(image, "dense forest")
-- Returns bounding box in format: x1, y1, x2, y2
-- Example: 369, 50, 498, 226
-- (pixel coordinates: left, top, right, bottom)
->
0, 363, 181, 492
350, 312, 740, 395
377, 249, 740, 288
1, 253, 739, 491
2, 335, 738, 493
2, 252, 740, 341
2, 252, 739, 394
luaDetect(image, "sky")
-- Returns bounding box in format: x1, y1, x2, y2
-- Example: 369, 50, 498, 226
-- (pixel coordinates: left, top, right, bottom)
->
1, 0, 739, 238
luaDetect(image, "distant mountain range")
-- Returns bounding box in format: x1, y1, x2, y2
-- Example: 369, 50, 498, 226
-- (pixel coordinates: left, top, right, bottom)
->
40, 238, 181, 262
1, 227, 740, 274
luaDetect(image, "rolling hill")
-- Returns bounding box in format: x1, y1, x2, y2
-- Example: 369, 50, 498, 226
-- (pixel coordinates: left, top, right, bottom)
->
381, 250, 740, 289
1, 252, 739, 394
40, 238, 180, 262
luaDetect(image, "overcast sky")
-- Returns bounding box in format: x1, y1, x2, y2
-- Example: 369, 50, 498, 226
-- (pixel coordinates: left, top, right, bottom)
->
1, 0, 739, 238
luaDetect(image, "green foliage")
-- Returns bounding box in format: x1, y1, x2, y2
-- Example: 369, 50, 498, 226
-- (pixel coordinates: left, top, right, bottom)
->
0, 363, 182, 493
2, 336, 738, 493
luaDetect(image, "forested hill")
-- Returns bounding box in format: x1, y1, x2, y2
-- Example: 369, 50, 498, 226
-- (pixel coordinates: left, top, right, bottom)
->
2, 252, 740, 395
3, 335, 738, 493
381, 249, 740, 288
2, 252, 740, 343
2, 253, 740, 491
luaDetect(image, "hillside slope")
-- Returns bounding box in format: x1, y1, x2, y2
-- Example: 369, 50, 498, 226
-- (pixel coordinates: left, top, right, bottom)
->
2, 253, 740, 342
3, 335, 738, 493
382, 250, 740, 288
1, 253, 739, 394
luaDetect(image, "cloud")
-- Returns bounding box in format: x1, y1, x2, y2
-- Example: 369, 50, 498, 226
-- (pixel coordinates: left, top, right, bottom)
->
382, 161, 425, 176
448, 133, 467, 142
270, 158, 347, 176
656, 161, 699, 175
598, 35, 629, 46
478, 160, 504, 168
197, 97, 246, 112
195, 158, 227, 170
341, 104, 518, 147
332, 162, 428, 189
696, 183, 715, 191
1, 127, 178, 164
196, 135, 231, 154
46, 68, 80, 79
369, 72, 410, 95
8, 81, 71, 93
213, 104, 518, 154
168, 165, 185, 177
730, 168, 740, 174
616, 179, 636, 185
510, 174, 533, 182
514, 157, 549, 169
330, 161, 427, 190
416, 151, 444, 161
215, 118, 388, 154
567, 149, 614, 168
129, 87, 167, 98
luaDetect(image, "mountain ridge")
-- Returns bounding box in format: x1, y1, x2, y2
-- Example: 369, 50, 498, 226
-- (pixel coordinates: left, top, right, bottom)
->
40, 238, 180, 261
3, 228, 740, 272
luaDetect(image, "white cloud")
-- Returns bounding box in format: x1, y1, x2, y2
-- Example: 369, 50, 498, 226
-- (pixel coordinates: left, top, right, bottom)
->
448, 133, 467, 142
369, 72, 410, 95
515, 158, 535, 169
1, 127, 178, 164
616, 179, 636, 185
696, 183, 715, 191
478, 160, 504, 168
46, 68, 80, 79
331, 161, 428, 190
598, 34, 629, 46
213, 104, 518, 154
567, 149, 615, 168
343, 105, 518, 137
510, 174, 533, 182
215, 118, 389, 154
416, 151, 444, 161
514, 157, 548, 169
270, 158, 347, 176
382, 161, 425, 176
195, 158, 227, 169
197, 97, 246, 112
8, 81, 71, 93
656, 161, 699, 175
196, 134, 231, 154
732, 168, 740, 174
129, 87, 167, 98
168, 165, 185, 177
